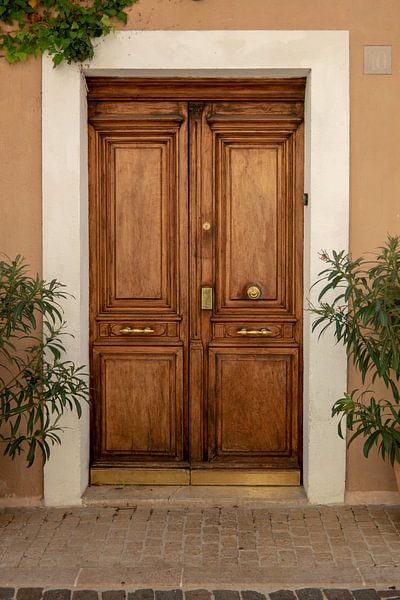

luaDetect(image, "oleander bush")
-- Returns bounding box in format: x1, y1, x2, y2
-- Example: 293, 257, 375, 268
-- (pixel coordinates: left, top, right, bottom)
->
0, 255, 89, 466
309, 235, 400, 465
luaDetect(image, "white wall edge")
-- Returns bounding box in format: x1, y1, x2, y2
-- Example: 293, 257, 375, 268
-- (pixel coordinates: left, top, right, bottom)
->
42, 29, 349, 506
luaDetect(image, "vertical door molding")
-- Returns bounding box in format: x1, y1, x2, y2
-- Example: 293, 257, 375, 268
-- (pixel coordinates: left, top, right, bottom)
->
43, 30, 349, 506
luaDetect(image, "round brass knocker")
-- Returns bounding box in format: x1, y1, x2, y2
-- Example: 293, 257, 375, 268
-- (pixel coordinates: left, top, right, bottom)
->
246, 284, 262, 300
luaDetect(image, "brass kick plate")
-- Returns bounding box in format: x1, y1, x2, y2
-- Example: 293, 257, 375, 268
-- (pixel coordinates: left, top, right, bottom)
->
201, 287, 213, 310
91, 468, 190, 486
90, 468, 300, 486
191, 469, 300, 486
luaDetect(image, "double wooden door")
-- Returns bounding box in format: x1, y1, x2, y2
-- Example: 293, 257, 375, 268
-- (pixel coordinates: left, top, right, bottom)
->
88, 79, 305, 485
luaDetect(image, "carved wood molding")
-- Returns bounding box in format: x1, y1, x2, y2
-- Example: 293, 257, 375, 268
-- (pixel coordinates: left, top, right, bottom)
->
87, 77, 307, 102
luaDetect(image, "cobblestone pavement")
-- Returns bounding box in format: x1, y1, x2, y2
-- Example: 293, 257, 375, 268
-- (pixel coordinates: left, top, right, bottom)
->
0, 506, 400, 588
0, 589, 399, 600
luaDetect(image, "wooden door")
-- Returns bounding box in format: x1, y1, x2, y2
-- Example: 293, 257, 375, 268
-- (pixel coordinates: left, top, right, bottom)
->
88, 79, 305, 485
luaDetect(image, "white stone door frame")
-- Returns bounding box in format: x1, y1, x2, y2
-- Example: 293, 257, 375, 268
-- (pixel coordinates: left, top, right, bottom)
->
42, 30, 349, 506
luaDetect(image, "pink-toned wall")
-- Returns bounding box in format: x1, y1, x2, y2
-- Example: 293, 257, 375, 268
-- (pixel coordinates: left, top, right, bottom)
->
1, 0, 399, 501
0, 60, 43, 504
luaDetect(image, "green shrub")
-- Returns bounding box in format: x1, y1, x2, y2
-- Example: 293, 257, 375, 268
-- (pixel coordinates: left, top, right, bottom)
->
0, 255, 89, 466
310, 235, 400, 465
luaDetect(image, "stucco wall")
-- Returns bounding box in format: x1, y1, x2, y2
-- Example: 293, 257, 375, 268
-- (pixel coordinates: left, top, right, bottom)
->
1, 0, 400, 500
0, 60, 43, 504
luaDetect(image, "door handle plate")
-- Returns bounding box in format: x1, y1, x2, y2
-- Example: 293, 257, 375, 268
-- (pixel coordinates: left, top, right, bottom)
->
201, 287, 213, 310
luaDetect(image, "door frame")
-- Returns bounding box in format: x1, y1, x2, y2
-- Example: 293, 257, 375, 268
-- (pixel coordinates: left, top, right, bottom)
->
42, 29, 349, 506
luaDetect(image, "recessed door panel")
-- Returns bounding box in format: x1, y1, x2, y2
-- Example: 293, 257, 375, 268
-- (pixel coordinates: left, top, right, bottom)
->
90, 101, 186, 317
227, 145, 279, 301
212, 122, 299, 316
106, 135, 177, 313
208, 347, 299, 465
114, 144, 166, 302
93, 346, 184, 462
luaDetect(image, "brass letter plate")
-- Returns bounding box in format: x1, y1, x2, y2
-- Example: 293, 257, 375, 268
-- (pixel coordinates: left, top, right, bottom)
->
201, 287, 213, 310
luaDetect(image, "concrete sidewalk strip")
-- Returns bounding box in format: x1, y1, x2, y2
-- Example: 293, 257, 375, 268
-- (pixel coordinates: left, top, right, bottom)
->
180, 567, 364, 587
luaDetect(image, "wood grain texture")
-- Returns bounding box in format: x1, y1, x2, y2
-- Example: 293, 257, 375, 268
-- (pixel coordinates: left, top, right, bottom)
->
88, 81, 304, 479
197, 99, 304, 472
93, 346, 184, 462
87, 78, 307, 102
227, 145, 278, 301
207, 347, 299, 466
89, 101, 187, 318
114, 144, 164, 300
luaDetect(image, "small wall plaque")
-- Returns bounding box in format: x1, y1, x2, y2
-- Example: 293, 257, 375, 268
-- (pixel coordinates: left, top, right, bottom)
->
364, 45, 392, 75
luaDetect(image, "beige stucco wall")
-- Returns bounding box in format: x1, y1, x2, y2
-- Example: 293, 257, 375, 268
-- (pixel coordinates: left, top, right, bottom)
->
0, 60, 43, 503
1, 0, 400, 500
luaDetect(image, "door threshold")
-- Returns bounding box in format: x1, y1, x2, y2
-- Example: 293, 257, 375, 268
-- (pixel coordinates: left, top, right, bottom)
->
90, 467, 300, 486
83, 483, 307, 508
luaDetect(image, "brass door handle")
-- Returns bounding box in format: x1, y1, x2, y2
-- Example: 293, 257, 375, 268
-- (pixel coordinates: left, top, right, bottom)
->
237, 327, 271, 336
119, 327, 155, 334
246, 284, 262, 300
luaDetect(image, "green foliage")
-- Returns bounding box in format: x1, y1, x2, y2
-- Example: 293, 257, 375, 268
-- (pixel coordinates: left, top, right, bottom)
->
0, 255, 89, 466
310, 235, 400, 465
0, 0, 136, 66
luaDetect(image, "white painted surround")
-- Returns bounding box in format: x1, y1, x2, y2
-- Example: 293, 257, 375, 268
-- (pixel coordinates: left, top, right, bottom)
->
42, 30, 349, 506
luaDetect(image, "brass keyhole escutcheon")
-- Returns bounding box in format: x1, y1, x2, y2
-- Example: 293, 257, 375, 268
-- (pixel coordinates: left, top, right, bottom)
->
202, 221, 212, 231
246, 284, 261, 300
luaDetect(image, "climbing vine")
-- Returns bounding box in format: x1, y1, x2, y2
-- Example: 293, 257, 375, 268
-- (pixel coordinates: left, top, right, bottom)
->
0, 0, 136, 66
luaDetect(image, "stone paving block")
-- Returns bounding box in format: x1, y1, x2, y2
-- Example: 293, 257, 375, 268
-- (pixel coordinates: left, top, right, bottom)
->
0, 589, 14, 600
269, 591, 297, 600
213, 592, 240, 600
184, 591, 211, 600
72, 592, 98, 600
16, 590, 43, 600
295, 590, 323, 600
43, 590, 71, 600
128, 590, 154, 600
155, 592, 183, 600
322, 590, 353, 600
102, 593, 126, 600
352, 591, 380, 600
240, 592, 266, 600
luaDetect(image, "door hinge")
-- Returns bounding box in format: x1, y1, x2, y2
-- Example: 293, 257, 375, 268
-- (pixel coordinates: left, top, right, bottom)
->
303, 193, 309, 206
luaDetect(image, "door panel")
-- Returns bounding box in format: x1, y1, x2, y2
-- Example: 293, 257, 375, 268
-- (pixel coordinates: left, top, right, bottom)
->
210, 113, 301, 316
106, 135, 176, 311
114, 144, 166, 302
93, 346, 184, 462
88, 80, 305, 483
193, 100, 303, 473
89, 100, 189, 470
89, 100, 187, 318
226, 145, 278, 301
208, 347, 299, 464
